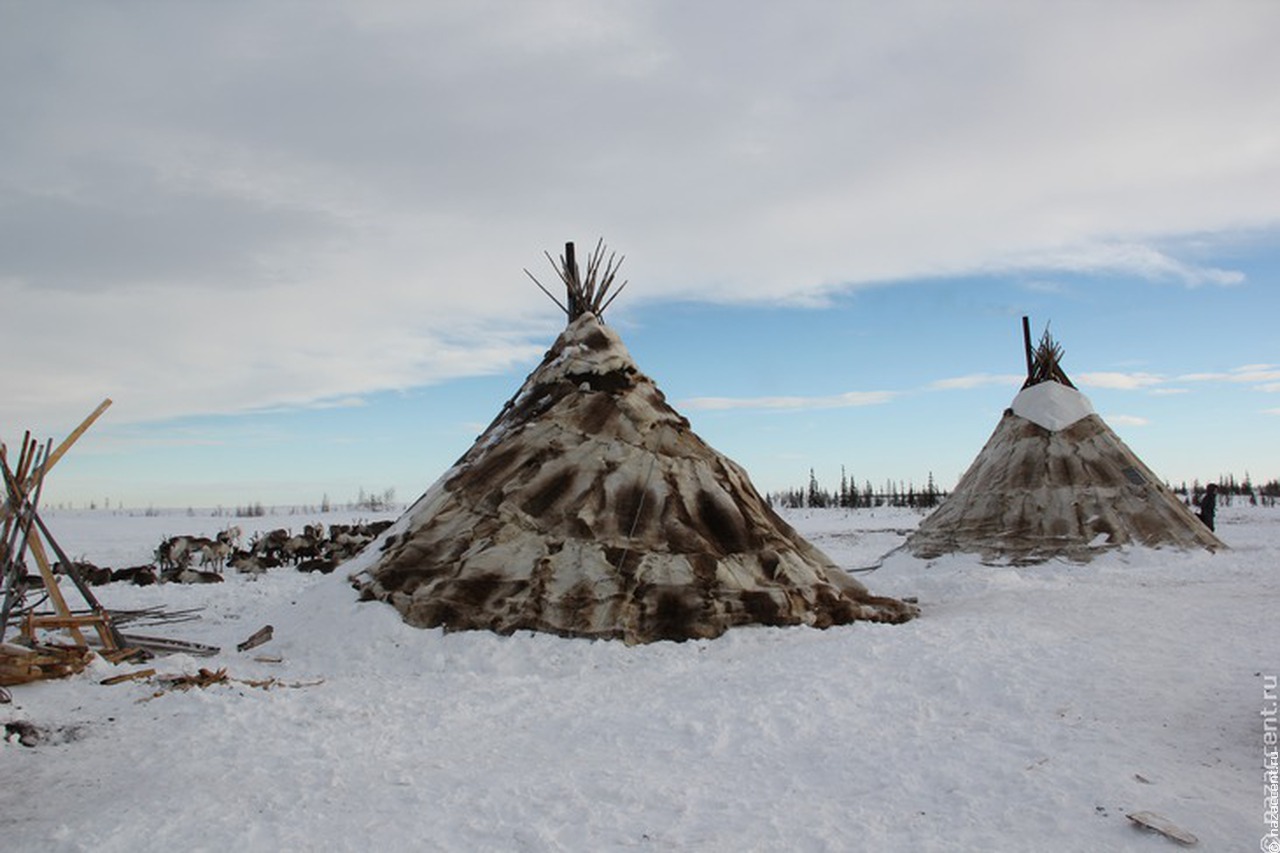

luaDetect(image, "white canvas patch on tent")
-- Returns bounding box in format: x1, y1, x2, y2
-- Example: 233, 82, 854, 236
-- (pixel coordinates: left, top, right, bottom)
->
1010, 381, 1094, 432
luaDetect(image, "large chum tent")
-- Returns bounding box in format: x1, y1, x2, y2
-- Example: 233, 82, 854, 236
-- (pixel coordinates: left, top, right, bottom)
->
349, 242, 918, 642
906, 320, 1225, 564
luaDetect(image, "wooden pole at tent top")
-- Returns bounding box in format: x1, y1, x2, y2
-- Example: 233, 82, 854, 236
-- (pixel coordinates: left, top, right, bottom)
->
564, 242, 579, 318
564, 242, 577, 281
1021, 316, 1034, 379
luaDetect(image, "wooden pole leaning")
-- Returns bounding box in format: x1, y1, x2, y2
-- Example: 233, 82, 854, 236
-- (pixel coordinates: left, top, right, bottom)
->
0, 399, 118, 649
0, 443, 88, 646
0, 398, 111, 528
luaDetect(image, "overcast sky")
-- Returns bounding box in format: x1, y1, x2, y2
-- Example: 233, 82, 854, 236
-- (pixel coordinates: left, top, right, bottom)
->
3, 2, 1278, 507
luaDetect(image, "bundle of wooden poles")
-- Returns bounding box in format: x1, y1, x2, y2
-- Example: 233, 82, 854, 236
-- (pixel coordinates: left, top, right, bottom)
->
1021, 316, 1077, 389
1, 400, 132, 685
525, 239, 628, 320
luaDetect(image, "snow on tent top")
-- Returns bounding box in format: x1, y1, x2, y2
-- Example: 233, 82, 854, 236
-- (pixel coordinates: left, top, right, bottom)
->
906, 322, 1225, 564
347, 242, 918, 642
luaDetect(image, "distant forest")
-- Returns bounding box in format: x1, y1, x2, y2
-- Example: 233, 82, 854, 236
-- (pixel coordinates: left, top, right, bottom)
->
768, 469, 1280, 510
768, 468, 946, 510
1172, 474, 1280, 507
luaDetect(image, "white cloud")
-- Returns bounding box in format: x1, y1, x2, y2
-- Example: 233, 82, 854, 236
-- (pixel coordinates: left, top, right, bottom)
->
1233, 367, 1280, 383
1179, 365, 1280, 386
246, 397, 371, 416
1020, 280, 1067, 294
1149, 388, 1190, 396
1108, 414, 1150, 427
1002, 243, 1245, 288
3, 2, 1280, 427
929, 373, 1023, 391
0, 277, 549, 429
681, 391, 898, 412
1076, 372, 1166, 390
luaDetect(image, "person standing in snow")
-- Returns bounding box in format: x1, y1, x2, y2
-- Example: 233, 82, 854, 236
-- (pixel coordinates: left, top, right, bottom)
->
1197, 482, 1218, 532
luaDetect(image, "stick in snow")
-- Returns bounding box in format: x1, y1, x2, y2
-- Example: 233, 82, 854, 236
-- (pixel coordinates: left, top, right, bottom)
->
237, 624, 274, 653
1126, 811, 1198, 846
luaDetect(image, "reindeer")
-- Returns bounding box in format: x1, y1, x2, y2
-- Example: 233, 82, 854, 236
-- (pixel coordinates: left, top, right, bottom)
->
111, 565, 158, 586
250, 528, 291, 564
55, 559, 111, 586
218, 526, 243, 549
325, 519, 394, 561
195, 535, 231, 569
155, 535, 192, 571
282, 526, 324, 563
228, 549, 282, 576
175, 567, 224, 584
296, 557, 337, 574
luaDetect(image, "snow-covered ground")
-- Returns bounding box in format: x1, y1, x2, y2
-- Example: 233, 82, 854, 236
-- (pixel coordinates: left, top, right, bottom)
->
2, 504, 1276, 852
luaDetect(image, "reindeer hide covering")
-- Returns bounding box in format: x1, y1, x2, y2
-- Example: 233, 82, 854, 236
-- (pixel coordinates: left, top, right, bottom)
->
348, 314, 918, 642
907, 382, 1224, 563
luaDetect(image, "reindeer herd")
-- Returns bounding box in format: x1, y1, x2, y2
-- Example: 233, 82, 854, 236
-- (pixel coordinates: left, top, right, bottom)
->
63, 520, 394, 587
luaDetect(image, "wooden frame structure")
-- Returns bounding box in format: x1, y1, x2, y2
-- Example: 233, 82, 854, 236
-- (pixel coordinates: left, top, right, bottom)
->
1, 399, 126, 653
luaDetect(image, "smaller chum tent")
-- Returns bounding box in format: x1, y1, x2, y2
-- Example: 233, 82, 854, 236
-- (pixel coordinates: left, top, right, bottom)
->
906, 321, 1224, 564
348, 242, 918, 642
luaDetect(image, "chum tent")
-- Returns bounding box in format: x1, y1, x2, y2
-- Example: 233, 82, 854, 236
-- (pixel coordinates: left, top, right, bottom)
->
905, 320, 1224, 564
348, 242, 918, 642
